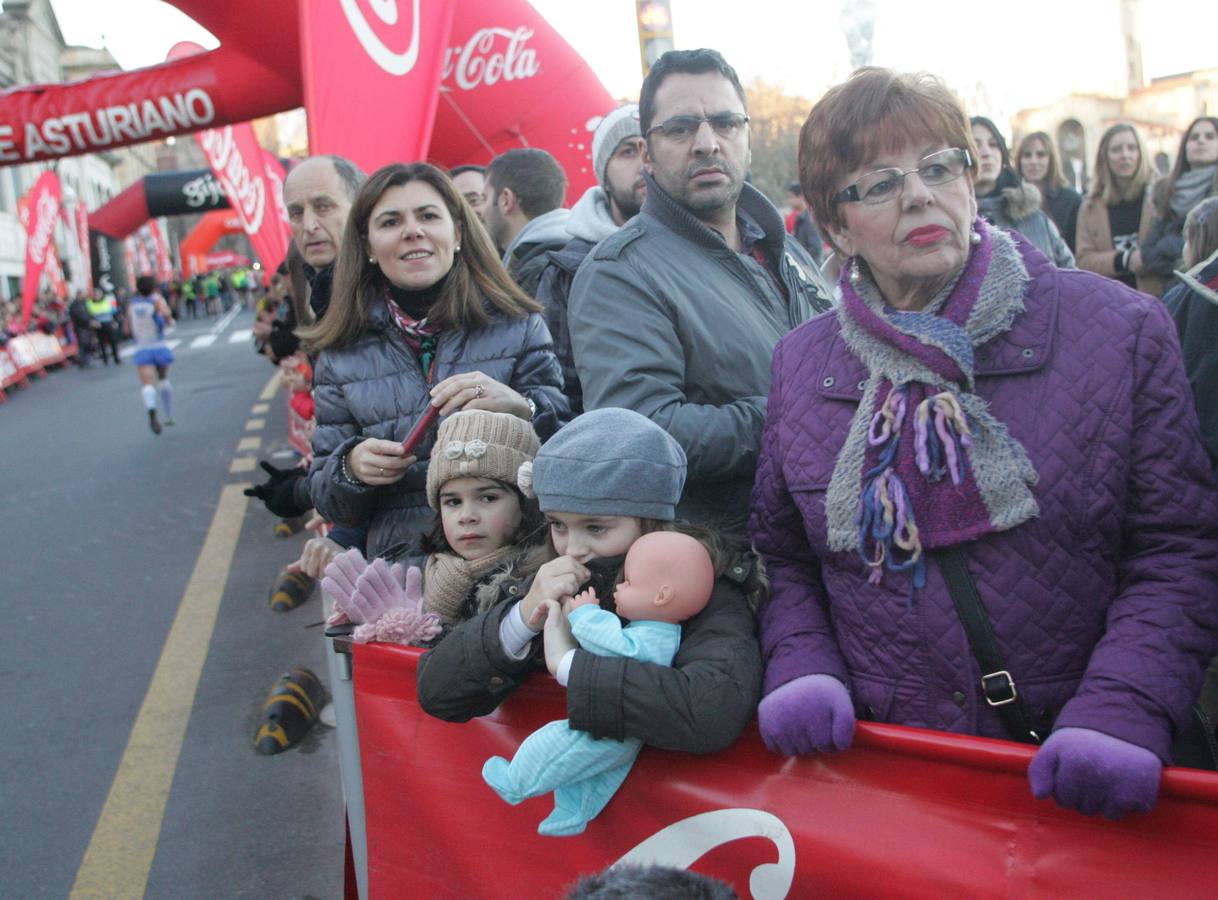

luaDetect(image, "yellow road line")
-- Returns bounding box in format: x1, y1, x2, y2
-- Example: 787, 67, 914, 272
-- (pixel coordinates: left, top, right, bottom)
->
69, 484, 251, 899
237, 436, 262, 452
245, 417, 266, 431
258, 371, 280, 401
229, 456, 257, 474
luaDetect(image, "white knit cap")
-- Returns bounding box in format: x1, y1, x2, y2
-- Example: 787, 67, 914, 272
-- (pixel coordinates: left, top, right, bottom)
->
592, 104, 642, 187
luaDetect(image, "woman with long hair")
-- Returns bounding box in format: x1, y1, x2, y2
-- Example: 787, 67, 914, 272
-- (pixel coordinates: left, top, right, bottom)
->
1142, 116, 1218, 289
1075, 123, 1162, 295
304, 162, 568, 562
969, 116, 1074, 267
1016, 131, 1082, 252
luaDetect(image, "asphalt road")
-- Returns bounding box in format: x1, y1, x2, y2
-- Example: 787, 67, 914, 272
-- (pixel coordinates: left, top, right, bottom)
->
0, 310, 343, 899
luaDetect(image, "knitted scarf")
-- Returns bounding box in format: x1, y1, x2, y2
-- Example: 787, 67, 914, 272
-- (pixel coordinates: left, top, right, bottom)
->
824, 219, 1040, 589
424, 545, 523, 625
1170, 165, 1218, 219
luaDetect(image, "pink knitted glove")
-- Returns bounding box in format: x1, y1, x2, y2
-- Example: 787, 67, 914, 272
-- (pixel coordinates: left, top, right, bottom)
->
350, 564, 441, 645
757, 674, 855, 755
1028, 727, 1162, 819
345, 558, 414, 624
322, 547, 369, 625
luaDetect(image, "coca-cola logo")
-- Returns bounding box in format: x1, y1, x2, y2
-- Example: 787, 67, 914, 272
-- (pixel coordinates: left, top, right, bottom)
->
341, 0, 421, 76
442, 27, 541, 91
27, 191, 60, 266
199, 127, 266, 233
614, 809, 796, 899
182, 173, 225, 208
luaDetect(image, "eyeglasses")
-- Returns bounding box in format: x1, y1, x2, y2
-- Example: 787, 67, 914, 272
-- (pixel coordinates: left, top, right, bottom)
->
645, 113, 750, 143
833, 148, 973, 206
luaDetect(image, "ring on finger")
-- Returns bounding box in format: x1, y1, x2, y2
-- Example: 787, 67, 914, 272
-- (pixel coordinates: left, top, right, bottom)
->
474, 382, 485, 398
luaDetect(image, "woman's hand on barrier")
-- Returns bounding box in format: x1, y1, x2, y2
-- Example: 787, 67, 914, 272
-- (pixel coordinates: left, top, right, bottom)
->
429, 371, 532, 420
347, 438, 415, 486
1028, 727, 1162, 819
521, 556, 591, 628
536, 599, 577, 676
757, 674, 856, 755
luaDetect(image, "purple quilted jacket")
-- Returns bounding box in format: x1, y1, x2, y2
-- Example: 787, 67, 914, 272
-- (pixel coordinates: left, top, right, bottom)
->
749, 240, 1218, 761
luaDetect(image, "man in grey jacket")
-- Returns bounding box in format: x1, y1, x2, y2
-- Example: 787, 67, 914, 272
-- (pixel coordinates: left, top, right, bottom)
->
568, 49, 833, 540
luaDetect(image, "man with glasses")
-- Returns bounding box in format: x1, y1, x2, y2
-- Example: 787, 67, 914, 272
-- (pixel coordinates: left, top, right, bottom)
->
568, 49, 832, 540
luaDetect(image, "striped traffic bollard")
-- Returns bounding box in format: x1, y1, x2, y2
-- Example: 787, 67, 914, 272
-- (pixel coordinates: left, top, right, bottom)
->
255, 667, 326, 755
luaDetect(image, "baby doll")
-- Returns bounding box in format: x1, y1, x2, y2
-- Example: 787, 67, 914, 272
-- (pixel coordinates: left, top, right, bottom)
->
325, 409, 542, 642
482, 530, 714, 836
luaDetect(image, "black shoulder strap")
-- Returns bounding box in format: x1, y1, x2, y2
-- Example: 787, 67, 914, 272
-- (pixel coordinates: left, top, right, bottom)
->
935, 547, 1042, 745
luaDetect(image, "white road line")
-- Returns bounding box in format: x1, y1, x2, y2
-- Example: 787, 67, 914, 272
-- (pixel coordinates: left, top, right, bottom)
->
210, 304, 242, 336
189, 334, 218, 349
228, 329, 252, 344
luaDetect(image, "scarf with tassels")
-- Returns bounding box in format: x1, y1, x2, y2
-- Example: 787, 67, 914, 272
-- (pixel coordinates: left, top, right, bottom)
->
824, 219, 1040, 590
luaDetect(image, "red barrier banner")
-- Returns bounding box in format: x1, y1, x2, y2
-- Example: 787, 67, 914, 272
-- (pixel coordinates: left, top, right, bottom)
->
17, 170, 61, 328
145, 219, 174, 284
353, 643, 1218, 899
0, 347, 22, 390
194, 123, 290, 274
300, 0, 456, 172
431, 1, 616, 200
5, 335, 44, 375
123, 238, 139, 289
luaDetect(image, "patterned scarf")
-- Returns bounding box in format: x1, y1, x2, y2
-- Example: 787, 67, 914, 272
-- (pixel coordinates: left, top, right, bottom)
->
824, 219, 1040, 589
385, 287, 441, 378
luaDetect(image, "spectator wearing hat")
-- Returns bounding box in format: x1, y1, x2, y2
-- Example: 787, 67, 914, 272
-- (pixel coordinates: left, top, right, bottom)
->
536, 103, 648, 413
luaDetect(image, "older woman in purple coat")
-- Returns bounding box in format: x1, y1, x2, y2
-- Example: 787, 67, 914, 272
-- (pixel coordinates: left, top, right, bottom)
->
748, 68, 1218, 819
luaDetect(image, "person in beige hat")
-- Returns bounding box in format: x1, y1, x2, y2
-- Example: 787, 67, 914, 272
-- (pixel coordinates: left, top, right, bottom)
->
325, 409, 546, 637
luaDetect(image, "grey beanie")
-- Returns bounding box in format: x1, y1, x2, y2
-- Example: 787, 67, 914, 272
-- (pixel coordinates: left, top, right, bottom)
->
591, 104, 642, 187
525, 408, 686, 520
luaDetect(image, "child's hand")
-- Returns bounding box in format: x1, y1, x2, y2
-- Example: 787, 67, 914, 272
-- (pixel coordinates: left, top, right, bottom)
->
566, 587, 599, 611
539, 600, 577, 676
520, 556, 590, 628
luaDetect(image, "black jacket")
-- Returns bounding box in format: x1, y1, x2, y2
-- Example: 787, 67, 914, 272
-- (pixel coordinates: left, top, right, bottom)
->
416, 554, 764, 754
533, 237, 595, 415
1044, 186, 1083, 253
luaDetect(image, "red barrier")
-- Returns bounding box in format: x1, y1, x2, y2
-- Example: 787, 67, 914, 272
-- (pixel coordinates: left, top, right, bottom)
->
352, 642, 1218, 899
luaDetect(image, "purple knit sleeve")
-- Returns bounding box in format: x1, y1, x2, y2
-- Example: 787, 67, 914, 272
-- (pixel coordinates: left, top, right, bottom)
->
748, 337, 850, 695
1054, 296, 1218, 760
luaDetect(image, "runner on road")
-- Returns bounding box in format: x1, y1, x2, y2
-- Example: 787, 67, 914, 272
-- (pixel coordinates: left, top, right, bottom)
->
129, 275, 176, 435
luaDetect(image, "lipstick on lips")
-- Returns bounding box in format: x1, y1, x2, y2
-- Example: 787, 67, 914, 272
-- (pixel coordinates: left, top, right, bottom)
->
904, 225, 948, 246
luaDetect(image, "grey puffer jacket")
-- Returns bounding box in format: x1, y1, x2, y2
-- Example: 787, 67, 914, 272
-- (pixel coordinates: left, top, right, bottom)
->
568, 174, 833, 540
978, 180, 1076, 269
309, 302, 568, 561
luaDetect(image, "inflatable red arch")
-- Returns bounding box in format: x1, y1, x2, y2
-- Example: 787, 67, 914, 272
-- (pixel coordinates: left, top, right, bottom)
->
0, 0, 614, 195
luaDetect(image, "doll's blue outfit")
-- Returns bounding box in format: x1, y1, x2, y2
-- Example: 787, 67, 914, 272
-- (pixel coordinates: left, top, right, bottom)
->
482, 604, 681, 836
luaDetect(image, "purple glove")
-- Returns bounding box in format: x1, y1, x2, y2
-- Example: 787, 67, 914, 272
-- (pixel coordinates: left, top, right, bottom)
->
757, 674, 855, 755
1028, 727, 1162, 819
322, 547, 369, 624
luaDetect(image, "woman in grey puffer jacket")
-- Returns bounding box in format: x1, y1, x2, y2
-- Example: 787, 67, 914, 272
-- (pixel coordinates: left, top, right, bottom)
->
303, 163, 568, 561
971, 117, 1075, 268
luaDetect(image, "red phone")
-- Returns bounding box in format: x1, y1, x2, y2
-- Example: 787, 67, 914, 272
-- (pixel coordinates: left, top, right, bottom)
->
402, 404, 440, 455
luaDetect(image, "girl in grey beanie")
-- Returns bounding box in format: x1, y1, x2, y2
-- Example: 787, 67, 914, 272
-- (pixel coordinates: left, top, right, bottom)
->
417, 408, 764, 764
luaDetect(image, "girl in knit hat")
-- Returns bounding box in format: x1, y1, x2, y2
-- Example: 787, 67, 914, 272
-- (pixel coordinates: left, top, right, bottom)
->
416, 408, 763, 763
325, 409, 545, 642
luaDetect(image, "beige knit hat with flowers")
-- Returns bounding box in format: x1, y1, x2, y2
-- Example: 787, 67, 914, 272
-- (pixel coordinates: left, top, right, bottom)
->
425, 409, 541, 510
